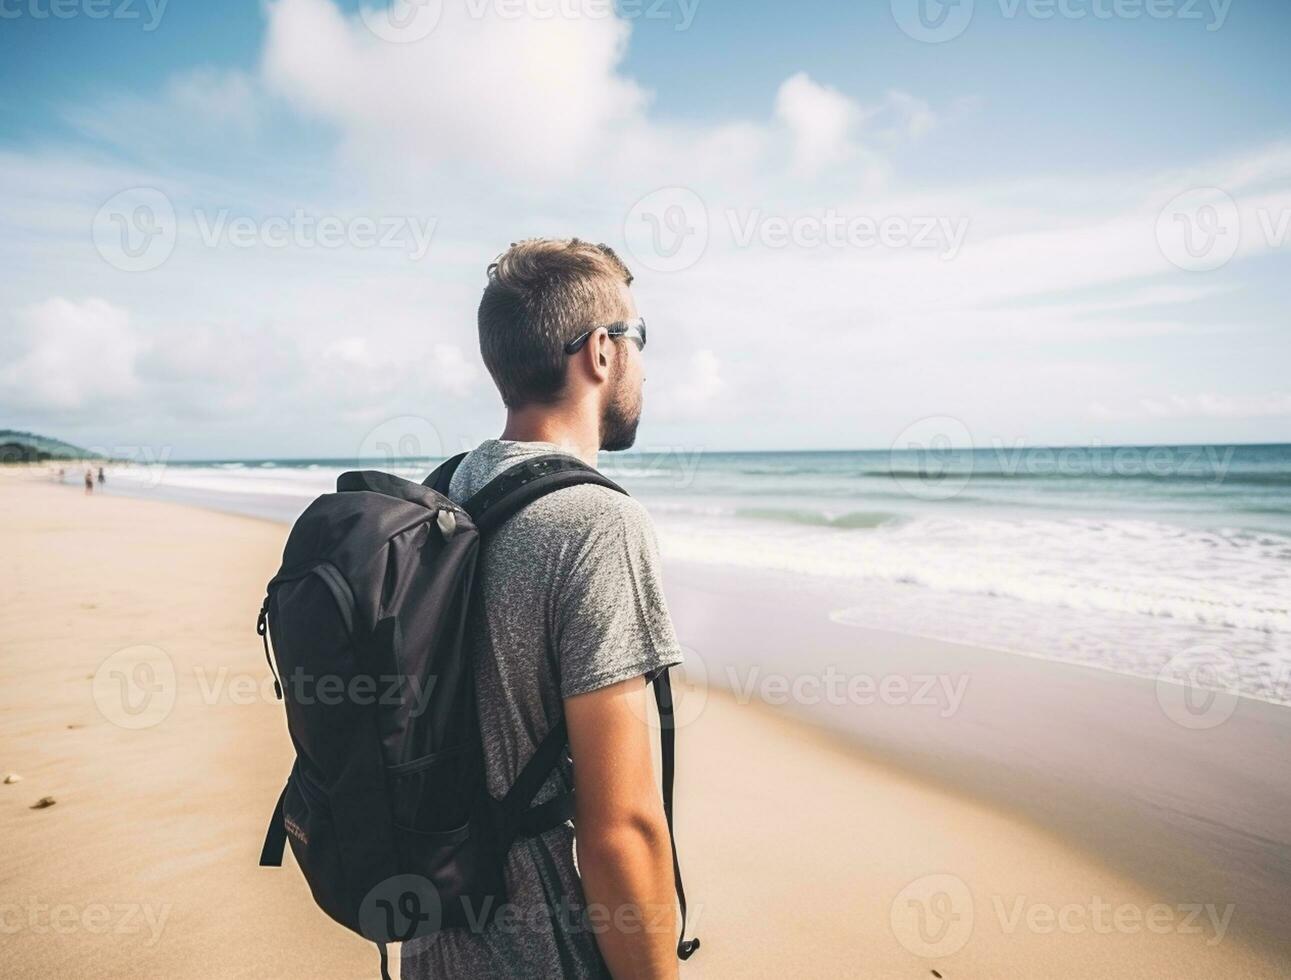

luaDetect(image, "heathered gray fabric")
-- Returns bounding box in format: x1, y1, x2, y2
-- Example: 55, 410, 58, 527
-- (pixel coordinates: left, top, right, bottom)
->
402, 439, 683, 979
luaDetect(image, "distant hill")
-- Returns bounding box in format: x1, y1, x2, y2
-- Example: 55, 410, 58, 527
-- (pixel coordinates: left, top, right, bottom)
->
0, 430, 95, 463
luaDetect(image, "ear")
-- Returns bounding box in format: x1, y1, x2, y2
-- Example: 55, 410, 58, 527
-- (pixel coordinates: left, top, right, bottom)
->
584, 328, 613, 383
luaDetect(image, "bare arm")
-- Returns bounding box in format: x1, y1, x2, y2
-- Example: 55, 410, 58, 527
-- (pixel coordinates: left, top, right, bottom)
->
566, 677, 679, 979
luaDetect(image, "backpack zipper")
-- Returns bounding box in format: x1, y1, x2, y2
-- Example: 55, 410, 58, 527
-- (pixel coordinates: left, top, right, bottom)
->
260, 560, 360, 701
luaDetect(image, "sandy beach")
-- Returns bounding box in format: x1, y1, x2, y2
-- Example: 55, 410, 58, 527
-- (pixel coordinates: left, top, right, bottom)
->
2, 466, 1288, 979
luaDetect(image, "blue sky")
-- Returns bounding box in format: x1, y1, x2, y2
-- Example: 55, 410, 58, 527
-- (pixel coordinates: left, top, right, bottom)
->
1, 0, 1289, 459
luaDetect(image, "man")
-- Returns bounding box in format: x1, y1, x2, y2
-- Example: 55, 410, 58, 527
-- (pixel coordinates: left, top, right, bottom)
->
403, 239, 684, 979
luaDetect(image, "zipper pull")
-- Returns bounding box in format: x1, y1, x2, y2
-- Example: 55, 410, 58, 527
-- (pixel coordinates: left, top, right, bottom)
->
436, 508, 457, 540
258, 600, 283, 700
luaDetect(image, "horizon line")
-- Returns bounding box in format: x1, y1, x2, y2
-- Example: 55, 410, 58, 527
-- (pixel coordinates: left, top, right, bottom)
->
160, 438, 1291, 464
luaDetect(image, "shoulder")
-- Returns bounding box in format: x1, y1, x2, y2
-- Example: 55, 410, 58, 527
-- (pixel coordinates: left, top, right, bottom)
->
525, 483, 654, 543
491, 483, 661, 596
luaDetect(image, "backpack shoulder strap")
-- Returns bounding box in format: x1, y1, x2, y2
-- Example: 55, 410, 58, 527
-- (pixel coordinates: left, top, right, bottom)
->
463, 454, 699, 960
423, 452, 467, 494
503, 671, 700, 960
464, 454, 627, 533
259, 782, 288, 867
654, 669, 701, 959
477, 453, 623, 831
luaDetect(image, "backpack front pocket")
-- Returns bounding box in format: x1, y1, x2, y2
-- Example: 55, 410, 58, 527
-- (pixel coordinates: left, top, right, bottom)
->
282, 767, 354, 929
388, 745, 474, 835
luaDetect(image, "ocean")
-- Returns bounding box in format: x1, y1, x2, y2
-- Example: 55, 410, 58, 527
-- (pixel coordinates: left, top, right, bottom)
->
82, 442, 1291, 707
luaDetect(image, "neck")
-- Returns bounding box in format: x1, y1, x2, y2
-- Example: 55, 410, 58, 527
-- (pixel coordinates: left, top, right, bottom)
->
500, 403, 600, 467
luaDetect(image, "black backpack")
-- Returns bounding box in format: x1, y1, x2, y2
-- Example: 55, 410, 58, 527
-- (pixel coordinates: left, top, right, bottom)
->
257, 452, 699, 977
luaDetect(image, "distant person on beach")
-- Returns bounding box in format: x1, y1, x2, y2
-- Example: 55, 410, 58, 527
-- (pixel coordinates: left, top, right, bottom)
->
84, 469, 93, 494
97, 466, 105, 486
403, 239, 682, 979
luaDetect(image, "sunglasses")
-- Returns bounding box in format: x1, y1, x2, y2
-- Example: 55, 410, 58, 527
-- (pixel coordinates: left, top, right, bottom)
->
563, 317, 647, 355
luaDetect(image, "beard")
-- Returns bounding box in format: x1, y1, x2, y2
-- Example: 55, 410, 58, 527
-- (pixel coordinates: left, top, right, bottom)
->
600, 373, 642, 452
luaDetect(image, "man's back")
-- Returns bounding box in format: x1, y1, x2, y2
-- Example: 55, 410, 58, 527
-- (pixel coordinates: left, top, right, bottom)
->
402, 439, 683, 979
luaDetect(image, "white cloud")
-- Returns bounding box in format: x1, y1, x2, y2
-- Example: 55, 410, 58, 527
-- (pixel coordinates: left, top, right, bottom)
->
261, 0, 647, 180
881, 90, 937, 141
64, 69, 265, 164
769, 79, 936, 176
430, 344, 478, 397
0, 299, 141, 413
652, 349, 724, 420
774, 72, 863, 176
167, 69, 262, 132
323, 336, 378, 367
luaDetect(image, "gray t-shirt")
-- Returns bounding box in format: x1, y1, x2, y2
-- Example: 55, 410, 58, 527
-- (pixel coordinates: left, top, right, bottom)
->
402, 439, 683, 979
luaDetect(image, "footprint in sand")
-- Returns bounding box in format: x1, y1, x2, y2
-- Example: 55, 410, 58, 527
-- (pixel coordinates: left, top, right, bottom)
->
30, 796, 56, 809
